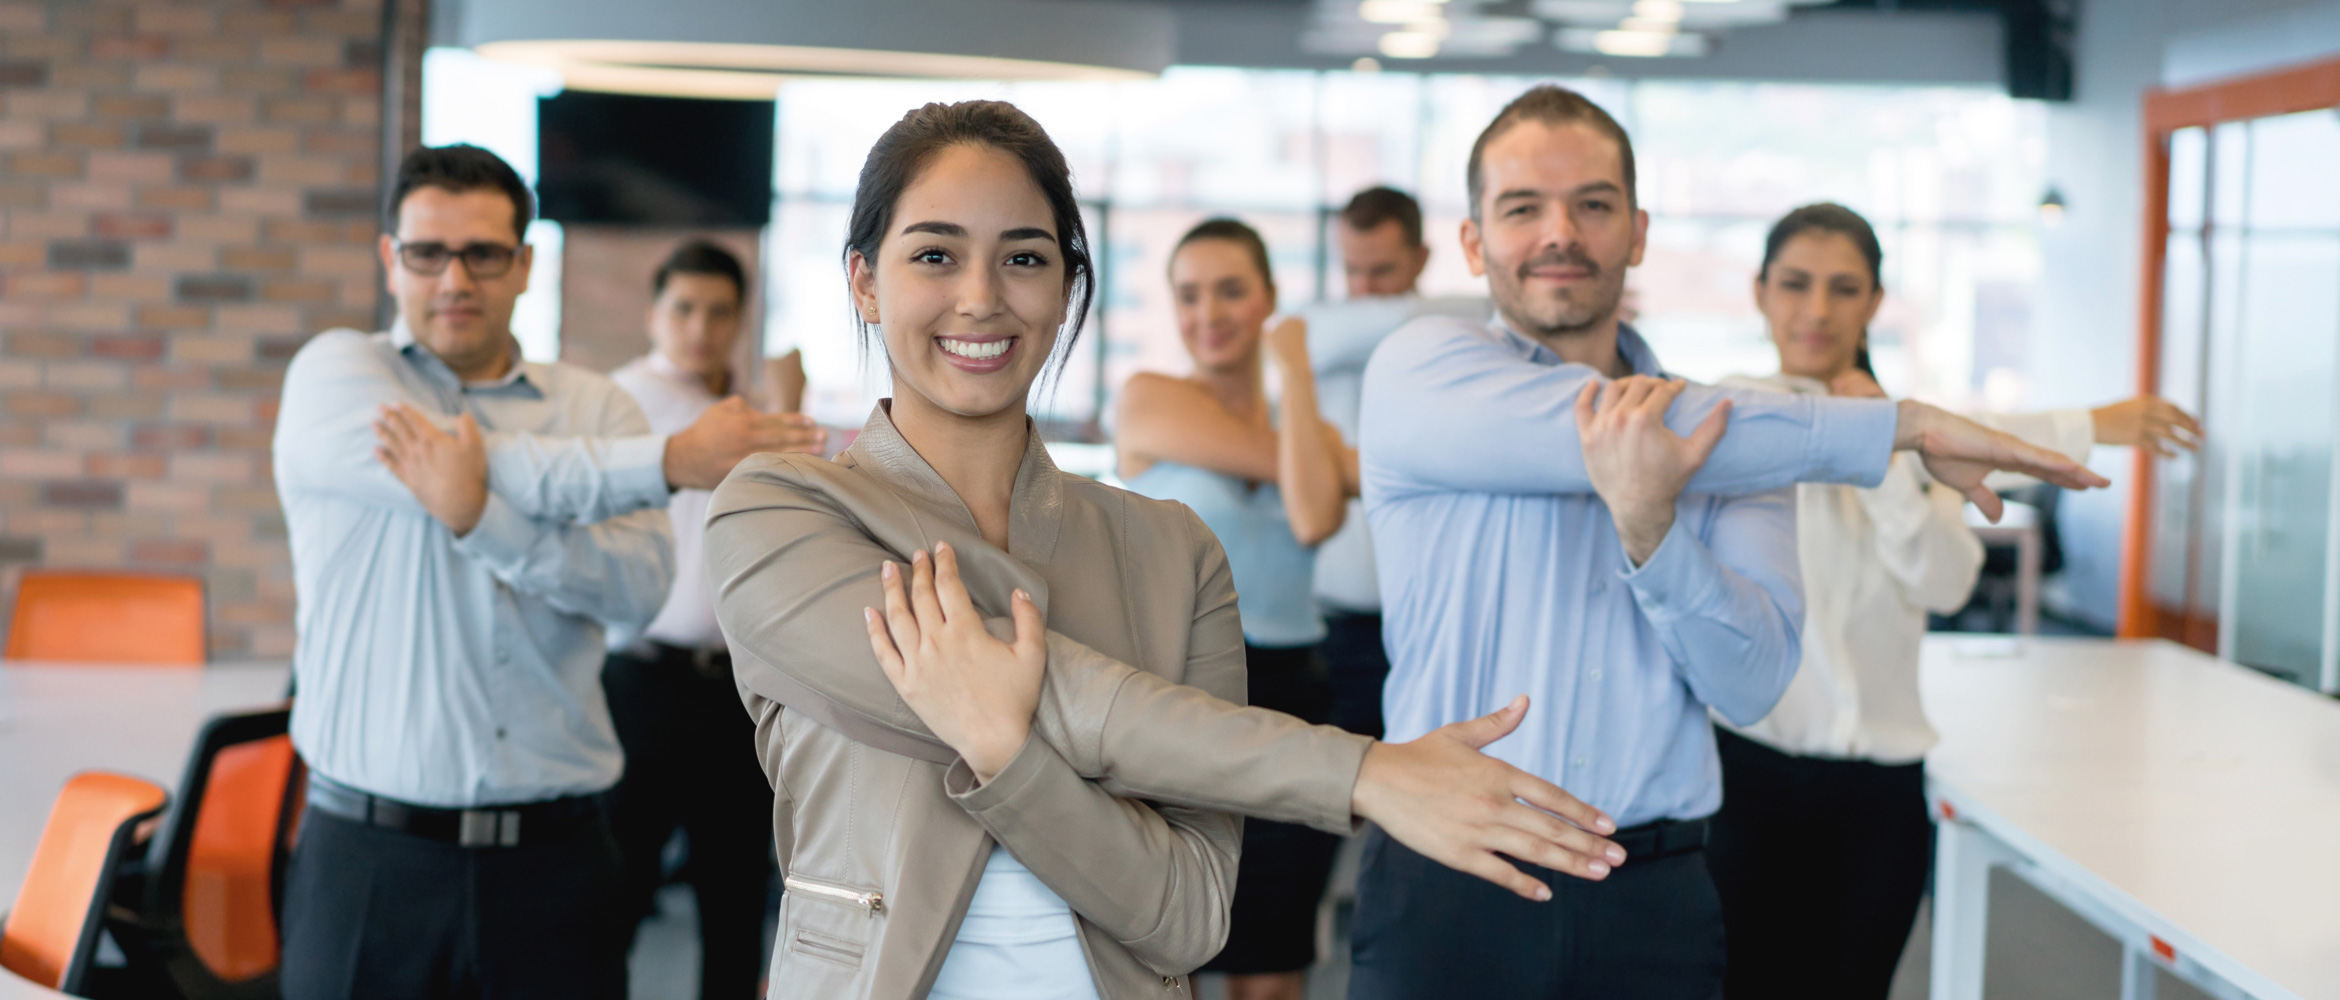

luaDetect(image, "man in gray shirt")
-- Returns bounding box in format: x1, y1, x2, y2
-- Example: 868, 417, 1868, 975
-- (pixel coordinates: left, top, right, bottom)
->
272, 144, 806, 1000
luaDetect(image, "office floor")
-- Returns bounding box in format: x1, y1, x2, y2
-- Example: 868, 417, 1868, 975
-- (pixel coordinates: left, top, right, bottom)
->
626, 848, 2215, 999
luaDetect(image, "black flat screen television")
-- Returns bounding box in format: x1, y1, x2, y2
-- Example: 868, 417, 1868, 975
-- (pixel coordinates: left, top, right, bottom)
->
536, 91, 775, 227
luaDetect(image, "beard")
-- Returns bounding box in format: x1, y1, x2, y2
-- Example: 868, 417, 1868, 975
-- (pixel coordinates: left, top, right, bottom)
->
1489, 243, 1628, 340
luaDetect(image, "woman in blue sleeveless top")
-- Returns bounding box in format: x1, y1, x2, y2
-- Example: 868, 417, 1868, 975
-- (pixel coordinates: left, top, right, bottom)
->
1115, 218, 1355, 1000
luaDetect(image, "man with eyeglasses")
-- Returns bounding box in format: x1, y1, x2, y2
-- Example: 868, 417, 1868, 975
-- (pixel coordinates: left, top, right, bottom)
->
270, 144, 820, 999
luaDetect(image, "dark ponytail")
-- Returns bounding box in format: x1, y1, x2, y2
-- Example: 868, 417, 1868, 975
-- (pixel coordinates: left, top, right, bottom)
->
1760, 202, 1883, 380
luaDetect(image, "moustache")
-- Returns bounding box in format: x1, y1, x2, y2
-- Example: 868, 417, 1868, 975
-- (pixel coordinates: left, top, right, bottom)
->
1517, 247, 1599, 280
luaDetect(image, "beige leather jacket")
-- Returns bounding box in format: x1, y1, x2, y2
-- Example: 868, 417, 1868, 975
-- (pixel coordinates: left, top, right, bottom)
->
706, 405, 1372, 999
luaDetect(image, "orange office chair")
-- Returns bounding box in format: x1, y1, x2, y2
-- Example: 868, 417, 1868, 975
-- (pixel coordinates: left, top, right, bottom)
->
0, 772, 171, 994
133, 705, 305, 1000
5, 570, 206, 665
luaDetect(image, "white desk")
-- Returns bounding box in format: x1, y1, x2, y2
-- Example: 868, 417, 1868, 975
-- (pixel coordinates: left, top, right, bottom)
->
0, 661, 290, 998
1964, 500, 2043, 635
1923, 637, 2340, 1000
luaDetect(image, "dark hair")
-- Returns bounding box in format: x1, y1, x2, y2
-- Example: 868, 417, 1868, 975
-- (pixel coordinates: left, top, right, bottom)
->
1760, 201, 1885, 378
843, 100, 1094, 371
1466, 85, 1636, 220
1171, 217, 1275, 296
388, 143, 534, 240
653, 239, 748, 303
1340, 186, 1423, 247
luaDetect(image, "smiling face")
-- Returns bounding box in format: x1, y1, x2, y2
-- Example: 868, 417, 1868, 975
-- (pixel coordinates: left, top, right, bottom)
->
848, 142, 1068, 422
377, 185, 532, 381
1755, 229, 1883, 381
1461, 119, 1646, 344
1170, 237, 1275, 374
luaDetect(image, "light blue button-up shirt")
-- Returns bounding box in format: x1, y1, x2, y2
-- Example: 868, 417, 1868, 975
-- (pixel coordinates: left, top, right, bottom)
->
273, 324, 676, 808
1360, 316, 1896, 826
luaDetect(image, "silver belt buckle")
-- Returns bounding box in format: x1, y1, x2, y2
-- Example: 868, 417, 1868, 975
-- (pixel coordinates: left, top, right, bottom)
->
458, 809, 521, 848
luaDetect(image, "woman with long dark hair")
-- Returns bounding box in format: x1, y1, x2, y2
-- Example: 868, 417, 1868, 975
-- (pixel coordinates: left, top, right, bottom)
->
1707, 202, 2202, 997
703, 100, 1624, 999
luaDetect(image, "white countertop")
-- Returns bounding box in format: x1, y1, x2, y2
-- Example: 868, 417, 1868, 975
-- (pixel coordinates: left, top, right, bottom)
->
1922, 636, 2340, 999
0, 660, 291, 997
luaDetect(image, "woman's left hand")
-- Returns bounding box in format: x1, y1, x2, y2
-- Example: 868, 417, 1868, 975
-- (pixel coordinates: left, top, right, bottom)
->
864, 543, 1047, 783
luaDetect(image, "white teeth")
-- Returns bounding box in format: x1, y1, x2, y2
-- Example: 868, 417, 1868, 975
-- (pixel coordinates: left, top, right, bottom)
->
938, 338, 1011, 360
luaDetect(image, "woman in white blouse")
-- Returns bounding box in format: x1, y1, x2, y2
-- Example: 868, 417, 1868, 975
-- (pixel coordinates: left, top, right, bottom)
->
1708, 202, 2202, 998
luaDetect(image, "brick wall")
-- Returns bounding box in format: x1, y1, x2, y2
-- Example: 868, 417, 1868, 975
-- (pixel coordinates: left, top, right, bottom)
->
0, 0, 426, 659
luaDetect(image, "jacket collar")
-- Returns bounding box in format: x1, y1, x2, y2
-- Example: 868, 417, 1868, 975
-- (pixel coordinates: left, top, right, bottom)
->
844, 401, 1066, 565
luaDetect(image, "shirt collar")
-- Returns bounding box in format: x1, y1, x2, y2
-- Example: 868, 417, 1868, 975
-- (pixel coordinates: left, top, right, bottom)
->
391, 319, 540, 397
641, 351, 725, 400
844, 401, 1066, 565
1489, 317, 1669, 378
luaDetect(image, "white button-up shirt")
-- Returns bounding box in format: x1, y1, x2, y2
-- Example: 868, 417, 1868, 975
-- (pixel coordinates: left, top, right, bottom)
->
608, 352, 728, 652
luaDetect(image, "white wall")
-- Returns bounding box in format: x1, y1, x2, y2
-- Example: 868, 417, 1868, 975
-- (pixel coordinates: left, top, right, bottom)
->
2031, 0, 2340, 629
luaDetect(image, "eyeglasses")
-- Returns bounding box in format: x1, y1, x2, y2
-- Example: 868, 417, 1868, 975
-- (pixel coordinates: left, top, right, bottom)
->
395, 240, 520, 279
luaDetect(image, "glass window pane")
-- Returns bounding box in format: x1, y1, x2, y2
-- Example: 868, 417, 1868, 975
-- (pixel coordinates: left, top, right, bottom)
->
2247, 108, 2340, 231
1108, 68, 1321, 210
2211, 120, 2250, 227
2168, 126, 2208, 231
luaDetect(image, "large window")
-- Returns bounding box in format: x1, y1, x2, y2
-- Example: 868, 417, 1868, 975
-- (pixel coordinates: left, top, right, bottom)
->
765, 69, 2049, 436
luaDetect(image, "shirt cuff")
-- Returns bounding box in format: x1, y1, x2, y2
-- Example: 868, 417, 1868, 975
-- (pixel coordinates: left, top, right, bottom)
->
1805, 397, 1896, 488
1617, 515, 1721, 619
450, 492, 541, 571
608, 433, 673, 507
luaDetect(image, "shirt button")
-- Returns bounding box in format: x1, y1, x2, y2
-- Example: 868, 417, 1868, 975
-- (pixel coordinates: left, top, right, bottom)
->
1590, 669, 1603, 681
495, 727, 508, 740
1574, 756, 1589, 768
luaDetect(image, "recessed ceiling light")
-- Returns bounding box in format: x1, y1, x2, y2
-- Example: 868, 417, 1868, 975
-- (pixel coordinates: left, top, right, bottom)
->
1378, 30, 1443, 59
1360, 0, 1449, 25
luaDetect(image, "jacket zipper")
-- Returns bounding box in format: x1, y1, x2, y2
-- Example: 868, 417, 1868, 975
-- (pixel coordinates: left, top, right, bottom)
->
784, 872, 885, 913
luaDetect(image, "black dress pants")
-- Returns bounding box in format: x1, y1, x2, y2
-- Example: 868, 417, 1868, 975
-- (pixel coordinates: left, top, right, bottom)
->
1707, 726, 1932, 1000
1347, 822, 1726, 1000
601, 647, 776, 1000
280, 808, 629, 1000
1320, 609, 1391, 740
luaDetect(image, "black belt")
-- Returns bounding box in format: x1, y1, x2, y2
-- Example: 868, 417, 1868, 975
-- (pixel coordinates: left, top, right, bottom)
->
1611, 817, 1709, 864
305, 776, 604, 849
649, 641, 732, 680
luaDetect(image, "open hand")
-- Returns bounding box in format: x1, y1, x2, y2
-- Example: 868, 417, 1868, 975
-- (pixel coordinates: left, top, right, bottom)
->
374, 403, 488, 535
1897, 401, 2112, 519
863, 542, 1045, 782
1353, 695, 1625, 900
2090, 395, 2203, 458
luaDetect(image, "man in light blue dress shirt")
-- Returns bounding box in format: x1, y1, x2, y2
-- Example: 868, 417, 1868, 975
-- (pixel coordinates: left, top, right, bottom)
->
1347, 87, 2107, 999
271, 146, 814, 1000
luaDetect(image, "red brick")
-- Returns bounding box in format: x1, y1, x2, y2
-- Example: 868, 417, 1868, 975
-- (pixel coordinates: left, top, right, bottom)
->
222, 67, 294, 94
136, 185, 213, 211
5, 91, 91, 120
48, 121, 126, 149
42, 481, 125, 510
0, 179, 38, 207
89, 273, 173, 300
4, 273, 85, 299
94, 211, 171, 239
220, 9, 298, 36
219, 187, 302, 214
261, 96, 334, 124
215, 126, 297, 156
13, 212, 94, 239
54, 5, 129, 32
0, 240, 42, 265
1, 450, 82, 479
133, 365, 209, 390
87, 151, 173, 183
92, 94, 168, 120
0, 4, 46, 31
167, 394, 254, 424
176, 155, 252, 183
133, 64, 216, 93
222, 245, 295, 271
174, 37, 249, 65
134, 5, 218, 34
136, 304, 210, 329
89, 453, 168, 480
301, 130, 374, 156
48, 64, 132, 91
131, 242, 216, 272
0, 119, 38, 148
92, 35, 171, 60
175, 96, 256, 126
130, 423, 213, 450
259, 37, 340, 67
215, 304, 301, 333
261, 278, 334, 302
91, 334, 165, 361
49, 303, 130, 330
170, 334, 256, 364
10, 151, 82, 177
89, 392, 166, 420
125, 481, 207, 512
302, 68, 378, 95
170, 452, 257, 482
6, 391, 78, 417
42, 363, 127, 392
216, 429, 274, 452
132, 538, 208, 564
216, 368, 284, 393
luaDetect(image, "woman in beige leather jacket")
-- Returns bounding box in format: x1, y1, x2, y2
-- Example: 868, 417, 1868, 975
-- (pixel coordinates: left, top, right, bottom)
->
704, 100, 1627, 1000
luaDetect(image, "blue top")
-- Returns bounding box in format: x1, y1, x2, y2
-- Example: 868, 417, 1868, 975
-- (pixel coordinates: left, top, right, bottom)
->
928, 846, 1102, 1000
1126, 460, 1325, 648
1359, 316, 1898, 827
273, 324, 677, 808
